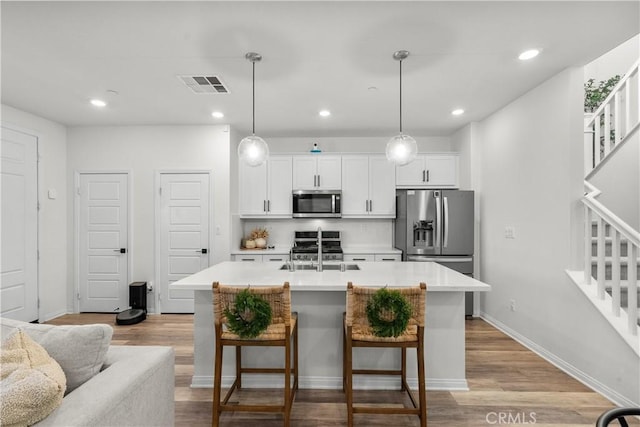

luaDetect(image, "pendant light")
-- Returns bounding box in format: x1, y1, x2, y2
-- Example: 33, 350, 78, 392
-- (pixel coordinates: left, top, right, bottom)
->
386, 50, 417, 166
238, 52, 269, 167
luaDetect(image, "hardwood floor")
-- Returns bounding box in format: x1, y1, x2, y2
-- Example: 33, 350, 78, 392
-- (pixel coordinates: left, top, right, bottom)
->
45, 314, 634, 426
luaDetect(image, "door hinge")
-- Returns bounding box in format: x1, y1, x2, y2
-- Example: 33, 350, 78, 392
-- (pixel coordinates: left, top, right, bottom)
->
37, 250, 40, 261
77, 292, 81, 300
37, 299, 40, 309
37, 201, 41, 211
76, 187, 81, 196
159, 187, 163, 195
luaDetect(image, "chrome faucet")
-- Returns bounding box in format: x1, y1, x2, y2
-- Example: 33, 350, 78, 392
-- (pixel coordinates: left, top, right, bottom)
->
316, 226, 323, 272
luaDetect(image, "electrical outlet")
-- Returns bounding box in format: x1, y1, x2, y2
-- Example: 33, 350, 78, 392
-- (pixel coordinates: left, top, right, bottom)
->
509, 299, 516, 312
504, 226, 516, 239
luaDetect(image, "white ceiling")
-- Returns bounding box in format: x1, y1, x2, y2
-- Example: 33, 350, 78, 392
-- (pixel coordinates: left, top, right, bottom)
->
1, 1, 638, 138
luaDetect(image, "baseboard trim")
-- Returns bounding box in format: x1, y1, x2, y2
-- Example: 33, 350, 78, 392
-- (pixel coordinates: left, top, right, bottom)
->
480, 312, 638, 407
191, 375, 467, 391
40, 309, 71, 323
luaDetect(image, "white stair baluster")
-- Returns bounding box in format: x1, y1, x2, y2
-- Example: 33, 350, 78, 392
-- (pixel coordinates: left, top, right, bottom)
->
597, 216, 606, 299
603, 104, 611, 158
584, 207, 592, 285
627, 244, 637, 335
614, 92, 621, 145
611, 230, 621, 316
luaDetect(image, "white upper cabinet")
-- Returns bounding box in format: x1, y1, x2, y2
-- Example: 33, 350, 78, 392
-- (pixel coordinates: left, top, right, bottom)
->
239, 155, 292, 217
342, 155, 395, 218
292, 155, 341, 190
395, 154, 459, 188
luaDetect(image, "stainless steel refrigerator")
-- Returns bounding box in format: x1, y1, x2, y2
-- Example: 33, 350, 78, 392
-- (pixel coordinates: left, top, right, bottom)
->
394, 189, 475, 315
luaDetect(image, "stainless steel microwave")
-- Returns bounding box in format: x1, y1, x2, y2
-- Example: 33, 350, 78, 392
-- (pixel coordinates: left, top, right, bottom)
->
292, 190, 341, 218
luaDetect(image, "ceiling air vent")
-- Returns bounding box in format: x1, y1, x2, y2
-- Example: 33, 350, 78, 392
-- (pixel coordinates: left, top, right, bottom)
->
178, 75, 230, 94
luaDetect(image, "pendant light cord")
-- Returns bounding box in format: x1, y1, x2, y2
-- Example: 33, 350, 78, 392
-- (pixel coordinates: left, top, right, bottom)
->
399, 58, 403, 134
252, 60, 256, 135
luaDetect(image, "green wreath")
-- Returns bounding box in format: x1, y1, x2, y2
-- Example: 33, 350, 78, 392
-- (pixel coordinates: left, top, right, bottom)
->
223, 289, 272, 338
366, 288, 411, 338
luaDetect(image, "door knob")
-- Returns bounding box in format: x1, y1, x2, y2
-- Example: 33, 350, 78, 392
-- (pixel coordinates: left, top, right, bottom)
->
113, 248, 126, 253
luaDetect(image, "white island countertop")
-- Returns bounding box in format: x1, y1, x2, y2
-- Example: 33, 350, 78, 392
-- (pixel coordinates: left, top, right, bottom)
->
171, 261, 491, 292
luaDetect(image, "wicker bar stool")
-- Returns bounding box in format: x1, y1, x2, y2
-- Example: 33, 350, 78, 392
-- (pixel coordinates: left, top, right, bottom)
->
212, 282, 298, 427
343, 281, 427, 427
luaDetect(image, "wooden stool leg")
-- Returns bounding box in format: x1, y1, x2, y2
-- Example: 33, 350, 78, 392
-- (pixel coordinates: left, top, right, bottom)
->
342, 318, 346, 392
345, 327, 354, 427
418, 339, 427, 427
235, 345, 242, 389
284, 335, 291, 426
212, 340, 223, 427
294, 320, 299, 389
401, 347, 407, 391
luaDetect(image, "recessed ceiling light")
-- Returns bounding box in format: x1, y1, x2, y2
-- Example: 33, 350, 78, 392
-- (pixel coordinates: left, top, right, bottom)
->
451, 108, 465, 116
518, 49, 540, 61
319, 110, 331, 117
90, 99, 107, 107
211, 111, 224, 119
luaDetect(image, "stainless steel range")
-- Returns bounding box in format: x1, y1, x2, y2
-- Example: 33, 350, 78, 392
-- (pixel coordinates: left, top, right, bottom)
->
290, 230, 343, 261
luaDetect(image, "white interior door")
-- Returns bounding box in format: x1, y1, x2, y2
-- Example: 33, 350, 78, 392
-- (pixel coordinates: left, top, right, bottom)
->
159, 173, 210, 313
1, 127, 38, 322
78, 173, 129, 312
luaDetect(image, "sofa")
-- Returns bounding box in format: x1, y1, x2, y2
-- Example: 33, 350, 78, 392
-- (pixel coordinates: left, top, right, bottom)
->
0, 317, 175, 426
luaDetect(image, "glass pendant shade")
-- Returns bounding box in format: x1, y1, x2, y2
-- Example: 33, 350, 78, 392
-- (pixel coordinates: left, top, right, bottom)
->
238, 134, 269, 167
239, 51, 268, 167
386, 133, 417, 166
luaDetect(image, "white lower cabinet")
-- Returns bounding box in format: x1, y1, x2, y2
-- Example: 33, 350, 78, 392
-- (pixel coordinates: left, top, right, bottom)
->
374, 254, 402, 262
344, 254, 375, 262
345, 253, 401, 262
231, 253, 288, 262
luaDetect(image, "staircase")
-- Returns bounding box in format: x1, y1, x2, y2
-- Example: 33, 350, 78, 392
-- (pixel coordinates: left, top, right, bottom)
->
577, 59, 640, 344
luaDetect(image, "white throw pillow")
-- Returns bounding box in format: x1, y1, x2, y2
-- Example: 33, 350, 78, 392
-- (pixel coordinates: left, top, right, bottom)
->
0, 318, 112, 393
1, 330, 66, 427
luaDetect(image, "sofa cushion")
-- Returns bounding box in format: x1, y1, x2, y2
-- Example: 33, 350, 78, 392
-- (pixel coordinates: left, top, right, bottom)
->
0, 318, 113, 393
0, 330, 66, 427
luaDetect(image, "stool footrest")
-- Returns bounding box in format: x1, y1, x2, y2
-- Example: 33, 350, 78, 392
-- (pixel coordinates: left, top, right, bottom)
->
353, 406, 421, 415
352, 369, 402, 376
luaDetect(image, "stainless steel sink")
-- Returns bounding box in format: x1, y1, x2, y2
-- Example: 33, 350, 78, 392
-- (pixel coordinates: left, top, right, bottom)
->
280, 263, 360, 271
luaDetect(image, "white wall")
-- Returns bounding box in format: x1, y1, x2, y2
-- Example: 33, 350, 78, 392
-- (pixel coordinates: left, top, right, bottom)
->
452, 123, 482, 280
475, 68, 639, 405
588, 129, 640, 229
241, 218, 393, 249
265, 135, 452, 154
1, 104, 69, 321
584, 34, 640, 83
67, 125, 232, 313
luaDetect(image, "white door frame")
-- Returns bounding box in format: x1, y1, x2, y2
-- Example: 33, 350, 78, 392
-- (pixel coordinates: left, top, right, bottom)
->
1, 123, 41, 321
154, 170, 214, 314
74, 170, 132, 313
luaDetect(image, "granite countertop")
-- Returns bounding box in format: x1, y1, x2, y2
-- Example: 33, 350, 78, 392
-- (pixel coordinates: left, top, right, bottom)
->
171, 261, 491, 293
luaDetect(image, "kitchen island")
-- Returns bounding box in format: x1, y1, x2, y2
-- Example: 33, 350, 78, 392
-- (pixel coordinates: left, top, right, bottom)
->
170, 261, 491, 391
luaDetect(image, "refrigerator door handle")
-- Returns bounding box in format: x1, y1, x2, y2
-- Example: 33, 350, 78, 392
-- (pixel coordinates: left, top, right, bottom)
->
443, 196, 449, 248
435, 193, 441, 250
